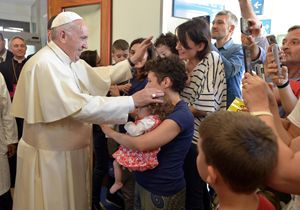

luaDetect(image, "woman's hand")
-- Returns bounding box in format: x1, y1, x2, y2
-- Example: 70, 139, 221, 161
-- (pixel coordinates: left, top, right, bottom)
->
118, 83, 132, 94
100, 124, 114, 138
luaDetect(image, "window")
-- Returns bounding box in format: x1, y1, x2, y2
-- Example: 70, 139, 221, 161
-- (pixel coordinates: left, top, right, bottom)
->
0, 19, 30, 33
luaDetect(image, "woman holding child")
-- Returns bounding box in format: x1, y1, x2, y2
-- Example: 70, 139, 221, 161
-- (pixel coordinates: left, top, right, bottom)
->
101, 56, 194, 210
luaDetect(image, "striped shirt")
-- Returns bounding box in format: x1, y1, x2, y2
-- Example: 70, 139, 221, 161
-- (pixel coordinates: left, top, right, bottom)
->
181, 51, 227, 144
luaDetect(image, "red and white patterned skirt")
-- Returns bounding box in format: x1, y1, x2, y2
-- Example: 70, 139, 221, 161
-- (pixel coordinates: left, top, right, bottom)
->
112, 145, 160, 171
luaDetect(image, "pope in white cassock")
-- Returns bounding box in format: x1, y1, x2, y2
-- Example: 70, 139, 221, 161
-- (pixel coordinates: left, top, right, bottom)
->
11, 11, 162, 210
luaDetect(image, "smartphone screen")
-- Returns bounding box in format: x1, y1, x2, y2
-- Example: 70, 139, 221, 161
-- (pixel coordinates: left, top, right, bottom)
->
240, 17, 251, 35
272, 45, 282, 76
266, 35, 282, 76
266, 35, 277, 45
242, 45, 252, 74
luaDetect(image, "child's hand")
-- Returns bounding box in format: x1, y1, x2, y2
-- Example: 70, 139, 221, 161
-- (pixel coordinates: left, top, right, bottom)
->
118, 83, 132, 94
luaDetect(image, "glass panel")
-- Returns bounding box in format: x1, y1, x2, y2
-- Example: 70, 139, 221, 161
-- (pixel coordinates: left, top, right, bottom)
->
0, 19, 30, 32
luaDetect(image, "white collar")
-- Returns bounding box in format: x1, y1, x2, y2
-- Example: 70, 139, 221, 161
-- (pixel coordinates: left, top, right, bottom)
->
47, 41, 72, 65
13, 57, 26, 63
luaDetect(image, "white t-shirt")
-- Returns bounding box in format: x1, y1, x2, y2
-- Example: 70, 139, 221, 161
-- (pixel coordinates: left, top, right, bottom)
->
287, 99, 300, 128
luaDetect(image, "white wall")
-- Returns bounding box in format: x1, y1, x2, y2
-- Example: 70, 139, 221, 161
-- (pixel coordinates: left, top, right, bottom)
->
112, 0, 162, 45
66, 5, 101, 53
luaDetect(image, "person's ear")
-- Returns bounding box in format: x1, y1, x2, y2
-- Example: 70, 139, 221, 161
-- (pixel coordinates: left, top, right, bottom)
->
161, 76, 172, 88
206, 165, 217, 185
196, 42, 205, 52
229, 24, 235, 33
60, 30, 68, 43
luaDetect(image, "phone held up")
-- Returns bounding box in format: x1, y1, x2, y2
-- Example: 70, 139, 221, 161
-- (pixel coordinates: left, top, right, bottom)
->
266, 35, 282, 76
242, 45, 252, 74
240, 17, 251, 36
240, 17, 252, 74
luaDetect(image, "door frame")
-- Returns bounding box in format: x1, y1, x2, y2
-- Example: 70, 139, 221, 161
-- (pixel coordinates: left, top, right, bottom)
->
47, 0, 111, 65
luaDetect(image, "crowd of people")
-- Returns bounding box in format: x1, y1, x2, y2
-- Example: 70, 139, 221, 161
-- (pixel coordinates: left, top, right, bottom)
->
0, 0, 300, 210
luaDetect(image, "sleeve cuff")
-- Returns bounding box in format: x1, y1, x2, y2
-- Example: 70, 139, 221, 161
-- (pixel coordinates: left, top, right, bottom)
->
128, 96, 135, 112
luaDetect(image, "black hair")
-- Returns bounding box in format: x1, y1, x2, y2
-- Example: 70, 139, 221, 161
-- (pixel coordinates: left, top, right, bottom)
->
176, 18, 211, 61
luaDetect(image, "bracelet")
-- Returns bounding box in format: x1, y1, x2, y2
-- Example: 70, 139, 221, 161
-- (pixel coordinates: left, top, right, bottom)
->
127, 58, 135, 67
277, 80, 289, 89
250, 111, 273, 117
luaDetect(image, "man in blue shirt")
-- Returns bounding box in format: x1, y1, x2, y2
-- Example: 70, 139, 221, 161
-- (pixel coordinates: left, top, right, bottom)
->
212, 10, 266, 107
211, 10, 244, 107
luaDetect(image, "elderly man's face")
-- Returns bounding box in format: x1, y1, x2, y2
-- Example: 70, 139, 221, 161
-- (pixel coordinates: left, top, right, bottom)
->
65, 20, 88, 62
10, 38, 27, 59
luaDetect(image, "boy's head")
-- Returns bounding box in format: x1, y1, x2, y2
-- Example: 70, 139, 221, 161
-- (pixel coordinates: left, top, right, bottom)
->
197, 111, 278, 194
154, 32, 178, 58
112, 39, 129, 63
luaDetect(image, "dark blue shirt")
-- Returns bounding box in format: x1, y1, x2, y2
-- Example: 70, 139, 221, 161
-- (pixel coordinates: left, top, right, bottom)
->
127, 76, 147, 96
135, 100, 194, 196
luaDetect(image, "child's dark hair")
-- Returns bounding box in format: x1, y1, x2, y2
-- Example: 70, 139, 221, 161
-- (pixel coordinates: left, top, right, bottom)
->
130, 38, 155, 61
48, 15, 57, 30
154, 32, 178, 55
144, 55, 187, 93
147, 96, 174, 120
112, 39, 129, 52
199, 111, 278, 194
80, 50, 98, 67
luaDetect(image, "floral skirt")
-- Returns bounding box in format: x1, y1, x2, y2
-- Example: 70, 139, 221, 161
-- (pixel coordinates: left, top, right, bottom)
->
112, 145, 160, 171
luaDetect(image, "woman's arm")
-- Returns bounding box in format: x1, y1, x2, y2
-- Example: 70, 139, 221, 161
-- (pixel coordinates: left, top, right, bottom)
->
290, 136, 300, 152
101, 119, 181, 152
242, 73, 300, 194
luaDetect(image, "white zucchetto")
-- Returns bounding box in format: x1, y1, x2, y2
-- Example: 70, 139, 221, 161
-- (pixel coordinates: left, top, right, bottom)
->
51, 11, 83, 29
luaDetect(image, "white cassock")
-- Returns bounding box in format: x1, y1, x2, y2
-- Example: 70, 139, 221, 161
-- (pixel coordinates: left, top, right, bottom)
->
0, 73, 18, 197
11, 41, 135, 210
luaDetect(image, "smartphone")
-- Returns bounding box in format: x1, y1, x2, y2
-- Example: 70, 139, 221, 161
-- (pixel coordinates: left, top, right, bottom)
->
242, 45, 252, 74
254, 63, 265, 80
272, 46, 282, 76
266, 35, 282, 76
240, 17, 251, 35
266, 35, 277, 45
